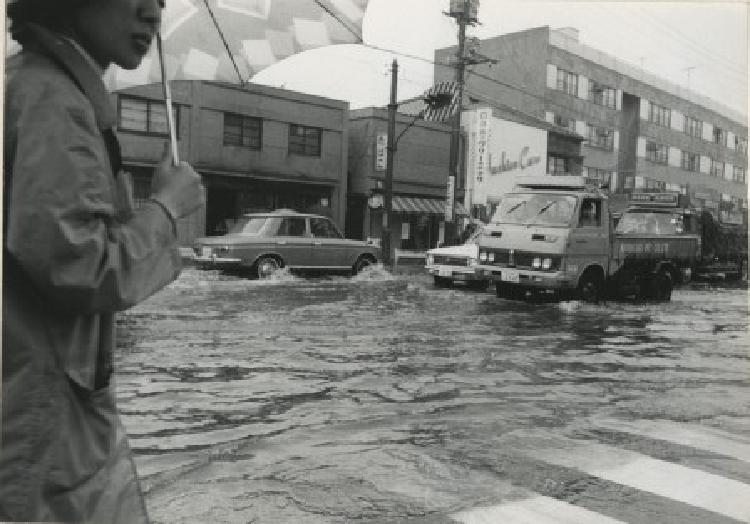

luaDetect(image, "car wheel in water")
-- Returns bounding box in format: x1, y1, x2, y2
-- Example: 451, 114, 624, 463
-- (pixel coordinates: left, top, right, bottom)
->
353, 256, 375, 275
433, 276, 452, 288
256, 255, 281, 279
578, 272, 602, 303
469, 280, 489, 291
654, 270, 673, 301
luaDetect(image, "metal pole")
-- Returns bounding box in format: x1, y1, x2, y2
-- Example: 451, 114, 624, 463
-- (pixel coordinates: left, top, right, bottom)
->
156, 33, 180, 166
448, 1, 468, 244
382, 59, 398, 266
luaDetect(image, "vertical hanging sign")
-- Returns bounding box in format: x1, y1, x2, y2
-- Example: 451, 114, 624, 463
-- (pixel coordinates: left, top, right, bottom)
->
445, 175, 455, 222
375, 133, 387, 171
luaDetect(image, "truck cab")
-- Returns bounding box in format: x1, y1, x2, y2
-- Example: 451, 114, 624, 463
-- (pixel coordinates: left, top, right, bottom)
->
475, 176, 609, 301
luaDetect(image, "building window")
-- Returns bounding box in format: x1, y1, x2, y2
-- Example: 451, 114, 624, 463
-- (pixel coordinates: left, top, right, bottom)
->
587, 124, 614, 150
733, 166, 746, 183
555, 68, 578, 96
289, 124, 321, 156
547, 155, 568, 175
583, 167, 611, 186
736, 136, 747, 154
635, 176, 666, 191
710, 158, 724, 178
680, 151, 699, 172
118, 96, 179, 137
684, 116, 702, 138
223, 113, 262, 149
588, 81, 616, 109
645, 140, 668, 164
552, 113, 576, 133
648, 102, 671, 127
713, 126, 726, 146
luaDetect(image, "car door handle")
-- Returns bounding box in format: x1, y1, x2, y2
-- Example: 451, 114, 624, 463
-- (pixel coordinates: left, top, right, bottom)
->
313, 241, 322, 245
277, 240, 287, 245
575, 239, 588, 243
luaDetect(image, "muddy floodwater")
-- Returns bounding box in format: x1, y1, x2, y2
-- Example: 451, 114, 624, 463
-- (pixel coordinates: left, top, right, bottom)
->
116, 267, 750, 524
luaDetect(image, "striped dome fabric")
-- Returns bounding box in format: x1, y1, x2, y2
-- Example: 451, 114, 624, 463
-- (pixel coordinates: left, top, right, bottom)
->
5, 0, 371, 90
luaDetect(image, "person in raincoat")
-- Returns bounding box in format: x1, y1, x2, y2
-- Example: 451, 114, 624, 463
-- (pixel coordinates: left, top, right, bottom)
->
2, 0, 204, 521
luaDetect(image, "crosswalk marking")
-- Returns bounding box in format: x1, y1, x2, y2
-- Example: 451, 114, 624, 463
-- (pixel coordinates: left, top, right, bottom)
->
531, 440, 750, 522
592, 418, 750, 463
452, 495, 627, 524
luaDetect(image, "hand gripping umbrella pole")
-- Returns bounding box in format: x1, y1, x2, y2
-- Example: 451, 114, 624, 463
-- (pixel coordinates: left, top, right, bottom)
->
156, 33, 180, 166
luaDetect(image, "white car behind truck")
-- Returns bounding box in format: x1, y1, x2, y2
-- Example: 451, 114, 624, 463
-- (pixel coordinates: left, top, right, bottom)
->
425, 229, 489, 290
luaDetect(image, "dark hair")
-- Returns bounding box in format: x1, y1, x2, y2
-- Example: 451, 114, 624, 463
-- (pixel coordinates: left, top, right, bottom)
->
7, 0, 91, 45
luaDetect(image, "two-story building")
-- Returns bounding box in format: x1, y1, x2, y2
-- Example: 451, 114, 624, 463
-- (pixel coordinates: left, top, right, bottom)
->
114, 80, 350, 244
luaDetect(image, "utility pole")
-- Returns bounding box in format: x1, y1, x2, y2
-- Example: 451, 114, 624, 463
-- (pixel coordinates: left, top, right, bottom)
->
382, 59, 398, 266
445, 0, 481, 245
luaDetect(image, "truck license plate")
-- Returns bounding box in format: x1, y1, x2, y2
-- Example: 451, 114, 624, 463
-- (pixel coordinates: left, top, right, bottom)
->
501, 269, 519, 283
438, 268, 452, 277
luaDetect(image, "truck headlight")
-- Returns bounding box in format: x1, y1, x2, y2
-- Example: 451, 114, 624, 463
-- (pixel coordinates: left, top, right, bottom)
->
479, 251, 487, 262
426, 254, 434, 265
488, 252, 495, 262
542, 257, 553, 270
532, 257, 541, 269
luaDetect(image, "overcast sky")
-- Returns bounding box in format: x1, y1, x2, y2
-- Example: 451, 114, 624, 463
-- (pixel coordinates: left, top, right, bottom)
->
252, 0, 748, 118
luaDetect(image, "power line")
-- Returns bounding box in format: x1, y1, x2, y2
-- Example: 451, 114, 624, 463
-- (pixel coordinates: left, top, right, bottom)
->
310, 0, 364, 43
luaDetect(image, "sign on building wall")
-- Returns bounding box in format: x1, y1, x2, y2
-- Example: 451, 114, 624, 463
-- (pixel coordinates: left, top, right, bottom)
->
463, 108, 548, 206
375, 133, 387, 171
445, 175, 455, 222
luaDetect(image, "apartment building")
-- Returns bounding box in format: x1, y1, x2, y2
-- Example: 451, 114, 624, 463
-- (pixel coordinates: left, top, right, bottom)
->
435, 26, 748, 222
113, 81, 349, 244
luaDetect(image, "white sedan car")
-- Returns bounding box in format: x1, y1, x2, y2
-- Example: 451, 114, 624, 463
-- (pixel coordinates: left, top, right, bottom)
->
425, 230, 488, 290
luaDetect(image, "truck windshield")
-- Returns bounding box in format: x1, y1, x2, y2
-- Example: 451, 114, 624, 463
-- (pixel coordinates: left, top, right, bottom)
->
491, 193, 577, 226
615, 210, 684, 235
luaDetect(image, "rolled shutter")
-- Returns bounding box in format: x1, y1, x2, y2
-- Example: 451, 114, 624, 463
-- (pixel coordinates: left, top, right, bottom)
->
668, 146, 681, 167
639, 99, 650, 120
670, 110, 684, 132
546, 64, 557, 89
577, 75, 589, 100
636, 136, 647, 157
725, 162, 734, 180
575, 120, 588, 137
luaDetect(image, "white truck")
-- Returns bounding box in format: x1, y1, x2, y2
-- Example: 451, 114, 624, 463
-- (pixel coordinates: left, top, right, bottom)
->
475, 177, 699, 302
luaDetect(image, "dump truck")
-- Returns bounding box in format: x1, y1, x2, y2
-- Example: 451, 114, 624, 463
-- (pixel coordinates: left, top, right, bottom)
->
474, 176, 723, 302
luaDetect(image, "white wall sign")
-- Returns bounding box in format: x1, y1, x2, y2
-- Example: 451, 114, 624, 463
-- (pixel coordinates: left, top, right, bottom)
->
463, 108, 547, 206
375, 133, 387, 171
445, 175, 455, 222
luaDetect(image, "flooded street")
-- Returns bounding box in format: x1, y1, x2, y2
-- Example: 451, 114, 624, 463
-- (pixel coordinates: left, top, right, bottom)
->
116, 268, 750, 524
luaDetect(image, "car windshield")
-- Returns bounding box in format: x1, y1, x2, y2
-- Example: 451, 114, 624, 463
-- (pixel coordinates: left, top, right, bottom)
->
616, 210, 684, 235
227, 216, 270, 235
491, 193, 577, 226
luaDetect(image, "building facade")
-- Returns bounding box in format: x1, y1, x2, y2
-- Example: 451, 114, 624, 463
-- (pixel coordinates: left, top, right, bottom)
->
435, 26, 748, 222
114, 81, 350, 244
346, 107, 466, 251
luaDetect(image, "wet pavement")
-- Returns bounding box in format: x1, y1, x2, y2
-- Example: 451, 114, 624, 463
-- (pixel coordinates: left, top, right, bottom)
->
115, 267, 750, 523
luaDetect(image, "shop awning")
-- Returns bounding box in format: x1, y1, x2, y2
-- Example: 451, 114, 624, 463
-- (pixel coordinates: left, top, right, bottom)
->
391, 196, 470, 216
392, 196, 445, 214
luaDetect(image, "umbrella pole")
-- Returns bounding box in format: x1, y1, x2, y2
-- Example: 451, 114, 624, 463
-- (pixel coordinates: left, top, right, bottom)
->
156, 33, 179, 165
